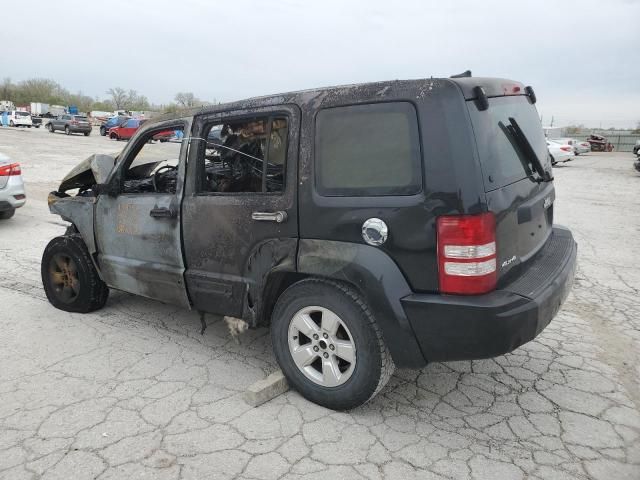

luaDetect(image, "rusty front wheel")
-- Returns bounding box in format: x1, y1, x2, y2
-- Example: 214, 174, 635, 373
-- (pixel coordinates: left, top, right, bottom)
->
41, 235, 109, 313
48, 253, 80, 304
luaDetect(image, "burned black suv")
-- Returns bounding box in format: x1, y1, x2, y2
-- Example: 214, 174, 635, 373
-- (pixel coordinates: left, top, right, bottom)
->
43, 75, 577, 410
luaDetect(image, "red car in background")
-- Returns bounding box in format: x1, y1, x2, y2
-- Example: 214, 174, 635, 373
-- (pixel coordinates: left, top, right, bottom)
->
108, 118, 145, 140
108, 118, 175, 142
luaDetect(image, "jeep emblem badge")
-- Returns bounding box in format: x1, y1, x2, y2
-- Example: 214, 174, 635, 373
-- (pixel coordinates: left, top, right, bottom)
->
362, 218, 388, 247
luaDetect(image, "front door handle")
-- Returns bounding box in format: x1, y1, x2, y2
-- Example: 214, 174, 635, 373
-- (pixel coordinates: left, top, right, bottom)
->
150, 207, 176, 219
251, 211, 288, 223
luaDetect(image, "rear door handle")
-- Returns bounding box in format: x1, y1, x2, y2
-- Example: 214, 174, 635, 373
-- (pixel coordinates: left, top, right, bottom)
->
251, 211, 288, 223
150, 207, 176, 218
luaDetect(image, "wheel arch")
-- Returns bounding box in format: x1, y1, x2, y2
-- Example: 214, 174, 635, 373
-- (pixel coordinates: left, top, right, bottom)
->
49, 197, 102, 278
286, 239, 426, 368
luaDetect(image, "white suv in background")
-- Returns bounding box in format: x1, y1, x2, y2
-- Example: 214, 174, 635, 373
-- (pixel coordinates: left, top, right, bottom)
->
8, 110, 33, 128
0, 153, 26, 219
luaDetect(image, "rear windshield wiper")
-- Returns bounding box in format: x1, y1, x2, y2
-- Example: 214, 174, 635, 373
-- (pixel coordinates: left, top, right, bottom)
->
500, 117, 553, 183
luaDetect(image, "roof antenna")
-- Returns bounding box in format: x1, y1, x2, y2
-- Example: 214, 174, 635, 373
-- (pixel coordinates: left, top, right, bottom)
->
450, 70, 472, 78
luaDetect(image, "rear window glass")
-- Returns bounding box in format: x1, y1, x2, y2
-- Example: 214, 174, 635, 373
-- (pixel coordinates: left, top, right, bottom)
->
468, 96, 549, 191
315, 102, 422, 196
74, 116, 87, 121
16, 111, 29, 117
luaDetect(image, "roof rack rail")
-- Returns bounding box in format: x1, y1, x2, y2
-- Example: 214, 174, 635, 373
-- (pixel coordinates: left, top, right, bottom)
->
450, 70, 472, 78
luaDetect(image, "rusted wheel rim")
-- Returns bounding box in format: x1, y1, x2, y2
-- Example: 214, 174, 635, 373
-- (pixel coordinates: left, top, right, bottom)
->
49, 254, 80, 303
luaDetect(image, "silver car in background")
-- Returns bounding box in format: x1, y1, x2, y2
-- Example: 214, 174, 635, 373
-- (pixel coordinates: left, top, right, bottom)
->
0, 153, 26, 219
555, 137, 590, 155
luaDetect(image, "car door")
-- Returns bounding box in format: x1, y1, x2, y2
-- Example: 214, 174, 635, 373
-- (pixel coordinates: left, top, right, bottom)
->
94, 119, 191, 307
181, 105, 300, 321
120, 119, 135, 139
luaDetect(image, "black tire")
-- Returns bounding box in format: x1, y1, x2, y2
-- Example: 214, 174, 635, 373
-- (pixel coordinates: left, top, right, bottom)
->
100, 126, 106, 136
110, 133, 118, 140
9, 121, 14, 127
41, 235, 109, 313
271, 278, 394, 410
550, 155, 557, 166
65, 126, 71, 135
84, 132, 90, 136
48, 123, 54, 133
0, 209, 15, 220
27, 125, 31, 128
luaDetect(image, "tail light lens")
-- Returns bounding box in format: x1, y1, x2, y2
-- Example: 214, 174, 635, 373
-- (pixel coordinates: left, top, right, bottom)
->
0, 163, 21, 176
437, 212, 497, 295
560, 146, 572, 152
71, 120, 78, 125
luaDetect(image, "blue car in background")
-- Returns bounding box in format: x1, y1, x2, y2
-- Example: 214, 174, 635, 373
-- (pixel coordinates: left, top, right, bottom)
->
99, 115, 130, 136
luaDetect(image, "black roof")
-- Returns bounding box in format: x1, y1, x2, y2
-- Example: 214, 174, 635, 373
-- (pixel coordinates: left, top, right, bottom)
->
148, 76, 526, 125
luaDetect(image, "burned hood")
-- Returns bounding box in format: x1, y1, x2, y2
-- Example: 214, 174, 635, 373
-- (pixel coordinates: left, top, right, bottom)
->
59, 153, 119, 192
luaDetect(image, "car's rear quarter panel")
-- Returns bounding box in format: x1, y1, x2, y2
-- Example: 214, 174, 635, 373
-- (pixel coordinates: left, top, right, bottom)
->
297, 79, 486, 293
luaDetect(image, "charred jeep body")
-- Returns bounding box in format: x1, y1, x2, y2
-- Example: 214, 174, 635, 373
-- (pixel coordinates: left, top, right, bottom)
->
43, 76, 577, 410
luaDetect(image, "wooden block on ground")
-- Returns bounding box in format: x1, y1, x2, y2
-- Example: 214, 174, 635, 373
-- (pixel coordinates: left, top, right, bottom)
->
244, 370, 289, 407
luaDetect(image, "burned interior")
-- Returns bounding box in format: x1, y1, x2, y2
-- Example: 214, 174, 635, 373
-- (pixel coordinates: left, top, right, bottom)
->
54, 114, 289, 199
121, 126, 184, 194
199, 116, 288, 194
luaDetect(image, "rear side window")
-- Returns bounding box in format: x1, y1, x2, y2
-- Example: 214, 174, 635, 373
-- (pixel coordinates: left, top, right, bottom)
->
315, 102, 422, 196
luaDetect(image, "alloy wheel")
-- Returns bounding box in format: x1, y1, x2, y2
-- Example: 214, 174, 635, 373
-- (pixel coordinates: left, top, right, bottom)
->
287, 306, 357, 387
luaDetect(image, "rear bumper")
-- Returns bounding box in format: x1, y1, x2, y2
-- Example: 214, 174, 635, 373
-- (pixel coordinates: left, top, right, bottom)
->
0, 175, 27, 210
69, 126, 92, 133
402, 226, 577, 362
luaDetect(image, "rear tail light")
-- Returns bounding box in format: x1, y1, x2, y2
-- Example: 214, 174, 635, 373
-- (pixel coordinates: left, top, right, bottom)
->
71, 120, 78, 125
437, 212, 497, 295
560, 146, 572, 152
0, 163, 21, 176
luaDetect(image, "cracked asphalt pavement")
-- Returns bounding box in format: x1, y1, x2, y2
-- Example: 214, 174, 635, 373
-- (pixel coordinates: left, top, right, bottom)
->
1, 127, 639, 479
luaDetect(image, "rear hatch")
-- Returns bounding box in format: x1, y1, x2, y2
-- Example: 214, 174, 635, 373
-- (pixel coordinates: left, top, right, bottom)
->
465, 89, 554, 283
73, 116, 90, 127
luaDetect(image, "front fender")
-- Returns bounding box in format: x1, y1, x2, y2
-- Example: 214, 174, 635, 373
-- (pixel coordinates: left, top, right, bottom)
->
49, 196, 97, 257
298, 239, 426, 368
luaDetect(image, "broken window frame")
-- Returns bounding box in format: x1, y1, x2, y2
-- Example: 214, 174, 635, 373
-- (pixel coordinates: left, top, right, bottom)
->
112, 121, 189, 195
195, 113, 290, 196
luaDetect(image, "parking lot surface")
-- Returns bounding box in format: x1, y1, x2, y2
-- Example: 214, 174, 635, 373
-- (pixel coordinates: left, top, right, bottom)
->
1, 126, 639, 479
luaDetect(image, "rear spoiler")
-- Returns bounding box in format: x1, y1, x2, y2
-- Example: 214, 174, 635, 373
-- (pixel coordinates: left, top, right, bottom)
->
448, 76, 537, 111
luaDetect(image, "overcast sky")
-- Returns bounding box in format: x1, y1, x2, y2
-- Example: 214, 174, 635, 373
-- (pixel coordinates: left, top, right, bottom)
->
2, 0, 638, 127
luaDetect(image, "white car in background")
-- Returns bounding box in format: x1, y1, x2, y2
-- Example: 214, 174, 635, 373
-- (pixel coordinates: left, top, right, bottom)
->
0, 153, 26, 219
8, 110, 33, 128
554, 137, 590, 155
547, 139, 574, 165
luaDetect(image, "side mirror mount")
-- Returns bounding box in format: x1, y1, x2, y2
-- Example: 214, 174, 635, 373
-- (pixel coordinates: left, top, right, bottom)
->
94, 182, 118, 197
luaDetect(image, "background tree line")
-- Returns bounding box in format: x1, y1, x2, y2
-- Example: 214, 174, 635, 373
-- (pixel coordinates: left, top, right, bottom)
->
1, 77, 212, 113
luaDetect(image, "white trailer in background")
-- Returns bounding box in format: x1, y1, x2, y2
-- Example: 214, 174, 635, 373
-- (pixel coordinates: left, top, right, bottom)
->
30, 102, 50, 116
49, 105, 66, 117
543, 126, 564, 139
